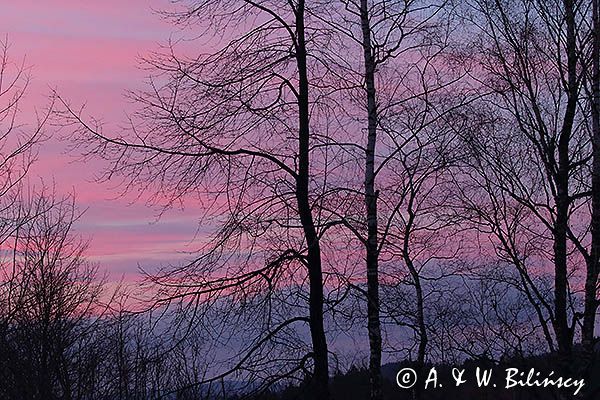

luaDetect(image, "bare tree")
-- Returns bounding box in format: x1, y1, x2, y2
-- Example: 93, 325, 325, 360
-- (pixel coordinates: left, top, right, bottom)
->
56, 1, 344, 398
0, 192, 106, 400
312, 2, 466, 398
454, 0, 595, 375
0, 36, 51, 267
583, 0, 600, 366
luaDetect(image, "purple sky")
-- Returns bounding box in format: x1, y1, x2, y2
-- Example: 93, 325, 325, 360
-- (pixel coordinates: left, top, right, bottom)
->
1, 1, 203, 280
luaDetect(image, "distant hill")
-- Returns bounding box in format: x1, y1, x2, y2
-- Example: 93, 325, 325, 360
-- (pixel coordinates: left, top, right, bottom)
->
249, 352, 600, 400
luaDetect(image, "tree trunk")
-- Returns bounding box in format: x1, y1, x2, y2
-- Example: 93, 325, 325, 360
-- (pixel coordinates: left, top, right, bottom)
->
359, 1, 384, 399
404, 209, 427, 400
295, 3, 330, 399
583, 0, 600, 358
554, 0, 578, 369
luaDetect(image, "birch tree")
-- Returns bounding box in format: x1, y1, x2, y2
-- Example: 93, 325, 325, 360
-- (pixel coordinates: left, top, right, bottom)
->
455, 0, 594, 376
317, 2, 464, 398
583, 0, 600, 365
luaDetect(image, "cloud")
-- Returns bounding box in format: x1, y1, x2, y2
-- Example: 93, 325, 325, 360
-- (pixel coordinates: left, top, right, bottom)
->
0, 1, 201, 279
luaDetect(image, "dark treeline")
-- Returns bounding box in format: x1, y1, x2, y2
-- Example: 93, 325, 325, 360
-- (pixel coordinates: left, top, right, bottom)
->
259, 355, 600, 400
2, 0, 600, 398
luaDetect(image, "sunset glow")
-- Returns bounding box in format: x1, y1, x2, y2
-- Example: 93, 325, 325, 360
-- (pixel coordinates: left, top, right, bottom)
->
1, 1, 196, 279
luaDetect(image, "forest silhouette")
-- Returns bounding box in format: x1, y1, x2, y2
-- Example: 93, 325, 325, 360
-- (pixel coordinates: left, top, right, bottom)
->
1, 0, 600, 399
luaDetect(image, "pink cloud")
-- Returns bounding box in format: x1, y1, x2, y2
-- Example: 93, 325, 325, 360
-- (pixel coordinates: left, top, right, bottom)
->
0, 1, 203, 279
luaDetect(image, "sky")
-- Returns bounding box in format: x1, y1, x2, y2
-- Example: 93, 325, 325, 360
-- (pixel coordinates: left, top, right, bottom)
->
0, 0, 201, 281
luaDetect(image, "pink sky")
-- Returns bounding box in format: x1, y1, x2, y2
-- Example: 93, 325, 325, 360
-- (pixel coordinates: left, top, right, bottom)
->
1, 1, 203, 280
